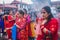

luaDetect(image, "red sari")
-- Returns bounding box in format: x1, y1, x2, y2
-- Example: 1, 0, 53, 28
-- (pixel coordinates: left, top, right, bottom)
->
16, 17, 26, 40
24, 14, 31, 40
37, 18, 58, 40
4, 15, 15, 39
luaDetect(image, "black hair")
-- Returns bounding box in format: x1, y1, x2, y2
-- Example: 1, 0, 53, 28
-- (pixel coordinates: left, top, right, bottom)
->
42, 6, 54, 24
42, 6, 54, 40
19, 10, 24, 16
23, 9, 27, 14
4, 11, 9, 15
4, 9, 14, 15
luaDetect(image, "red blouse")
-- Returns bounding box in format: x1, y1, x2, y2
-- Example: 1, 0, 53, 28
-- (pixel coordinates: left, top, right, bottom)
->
16, 17, 26, 29
41, 18, 58, 40
4, 15, 15, 28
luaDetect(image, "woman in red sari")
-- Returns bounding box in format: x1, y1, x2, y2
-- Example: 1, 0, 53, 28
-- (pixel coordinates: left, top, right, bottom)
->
37, 6, 58, 40
15, 10, 26, 40
23, 9, 31, 40
4, 10, 15, 40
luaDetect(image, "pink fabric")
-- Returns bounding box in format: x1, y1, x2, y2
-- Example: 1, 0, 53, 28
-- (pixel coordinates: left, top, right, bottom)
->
24, 14, 30, 23
35, 23, 42, 35
27, 15, 30, 23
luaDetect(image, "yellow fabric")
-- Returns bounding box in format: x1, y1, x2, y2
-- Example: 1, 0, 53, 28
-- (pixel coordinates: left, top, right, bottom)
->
30, 22, 36, 37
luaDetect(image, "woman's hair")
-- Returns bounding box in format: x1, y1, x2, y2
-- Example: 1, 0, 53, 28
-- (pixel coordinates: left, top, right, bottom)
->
19, 10, 24, 16
4, 9, 13, 15
4, 11, 9, 15
42, 6, 54, 24
23, 9, 27, 14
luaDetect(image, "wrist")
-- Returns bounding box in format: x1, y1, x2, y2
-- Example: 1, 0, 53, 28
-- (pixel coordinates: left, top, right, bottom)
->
43, 28, 48, 33
40, 25, 44, 30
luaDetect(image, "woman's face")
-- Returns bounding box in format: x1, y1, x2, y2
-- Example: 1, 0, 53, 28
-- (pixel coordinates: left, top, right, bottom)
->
41, 9, 49, 19
15, 11, 22, 18
15, 11, 20, 17
9, 11, 13, 15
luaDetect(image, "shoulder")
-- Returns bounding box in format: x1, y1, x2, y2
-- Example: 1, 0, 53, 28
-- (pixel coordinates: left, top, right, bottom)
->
51, 18, 58, 22
50, 18, 58, 24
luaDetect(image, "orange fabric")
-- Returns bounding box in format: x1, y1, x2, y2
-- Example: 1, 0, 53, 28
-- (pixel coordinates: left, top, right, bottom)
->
30, 22, 36, 37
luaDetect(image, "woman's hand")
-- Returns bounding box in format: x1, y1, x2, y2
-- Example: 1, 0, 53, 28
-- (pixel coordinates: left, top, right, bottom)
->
43, 28, 48, 33
40, 19, 48, 33
4, 28, 9, 32
4, 29, 7, 32
40, 19, 47, 25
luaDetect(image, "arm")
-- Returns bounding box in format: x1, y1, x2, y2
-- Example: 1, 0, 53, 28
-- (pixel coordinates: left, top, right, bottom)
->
41, 20, 58, 35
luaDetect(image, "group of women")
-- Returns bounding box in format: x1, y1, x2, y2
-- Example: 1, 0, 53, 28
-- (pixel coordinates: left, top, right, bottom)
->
0, 6, 58, 40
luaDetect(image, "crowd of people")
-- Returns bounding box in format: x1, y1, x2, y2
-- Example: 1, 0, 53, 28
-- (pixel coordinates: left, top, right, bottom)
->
0, 6, 59, 40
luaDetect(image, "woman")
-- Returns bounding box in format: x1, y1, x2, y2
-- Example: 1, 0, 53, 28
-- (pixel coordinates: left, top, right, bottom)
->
15, 10, 26, 40
23, 9, 31, 40
4, 10, 15, 40
37, 6, 58, 40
